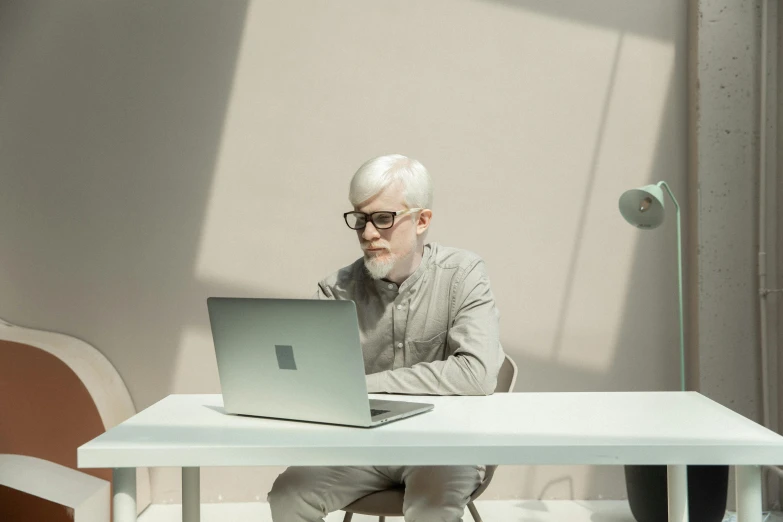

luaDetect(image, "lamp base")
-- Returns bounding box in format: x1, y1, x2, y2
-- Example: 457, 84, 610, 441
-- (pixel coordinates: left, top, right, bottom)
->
624, 464, 729, 522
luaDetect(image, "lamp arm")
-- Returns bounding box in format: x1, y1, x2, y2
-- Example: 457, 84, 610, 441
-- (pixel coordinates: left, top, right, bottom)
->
658, 181, 686, 391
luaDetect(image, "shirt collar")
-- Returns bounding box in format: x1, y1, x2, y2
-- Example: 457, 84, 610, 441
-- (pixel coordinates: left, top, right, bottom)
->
399, 242, 432, 292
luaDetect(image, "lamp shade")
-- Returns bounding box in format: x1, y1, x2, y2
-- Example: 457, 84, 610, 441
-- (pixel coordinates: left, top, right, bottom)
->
618, 184, 665, 229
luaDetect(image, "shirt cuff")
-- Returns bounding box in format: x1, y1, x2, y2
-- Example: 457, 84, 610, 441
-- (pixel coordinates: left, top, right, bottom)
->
366, 372, 387, 393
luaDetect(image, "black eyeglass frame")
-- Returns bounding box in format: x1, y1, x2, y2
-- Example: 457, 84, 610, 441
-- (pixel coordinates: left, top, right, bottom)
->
343, 208, 422, 230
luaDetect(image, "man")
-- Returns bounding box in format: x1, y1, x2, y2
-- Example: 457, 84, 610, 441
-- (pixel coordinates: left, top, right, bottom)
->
268, 154, 505, 521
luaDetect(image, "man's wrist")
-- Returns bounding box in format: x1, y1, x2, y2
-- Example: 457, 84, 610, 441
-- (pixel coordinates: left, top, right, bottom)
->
366, 372, 386, 393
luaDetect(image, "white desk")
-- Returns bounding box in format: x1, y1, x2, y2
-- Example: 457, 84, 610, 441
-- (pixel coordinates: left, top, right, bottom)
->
78, 392, 783, 522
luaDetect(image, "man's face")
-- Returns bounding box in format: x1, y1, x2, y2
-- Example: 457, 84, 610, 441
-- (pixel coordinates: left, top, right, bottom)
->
355, 181, 419, 280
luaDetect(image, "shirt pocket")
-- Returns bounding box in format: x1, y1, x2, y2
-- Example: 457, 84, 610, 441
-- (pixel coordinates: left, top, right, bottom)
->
407, 330, 448, 365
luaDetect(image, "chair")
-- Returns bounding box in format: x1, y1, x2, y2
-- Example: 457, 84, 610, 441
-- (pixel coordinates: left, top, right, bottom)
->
0, 317, 152, 521
0, 454, 110, 522
342, 353, 518, 522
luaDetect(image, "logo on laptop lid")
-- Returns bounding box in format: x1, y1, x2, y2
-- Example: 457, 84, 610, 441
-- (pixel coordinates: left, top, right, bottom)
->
275, 345, 297, 370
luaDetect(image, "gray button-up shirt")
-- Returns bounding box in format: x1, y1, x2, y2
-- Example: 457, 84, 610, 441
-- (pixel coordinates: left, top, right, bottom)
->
315, 242, 504, 396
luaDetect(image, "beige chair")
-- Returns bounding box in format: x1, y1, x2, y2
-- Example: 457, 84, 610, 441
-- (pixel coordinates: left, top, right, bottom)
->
0, 454, 110, 522
342, 354, 519, 522
0, 318, 152, 521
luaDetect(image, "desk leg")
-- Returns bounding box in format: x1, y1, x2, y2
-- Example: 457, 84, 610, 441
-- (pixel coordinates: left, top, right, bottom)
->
736, 466, 762, 522
182, 467, 201, 522
113, 468, 137, 522
667, 465, 689, 522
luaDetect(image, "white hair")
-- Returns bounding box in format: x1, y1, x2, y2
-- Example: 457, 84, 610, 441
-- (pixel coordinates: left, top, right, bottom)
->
349, 154, 433, 209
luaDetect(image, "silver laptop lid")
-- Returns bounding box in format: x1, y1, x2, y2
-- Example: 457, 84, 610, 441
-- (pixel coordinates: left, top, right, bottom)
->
207, 297, 372, 426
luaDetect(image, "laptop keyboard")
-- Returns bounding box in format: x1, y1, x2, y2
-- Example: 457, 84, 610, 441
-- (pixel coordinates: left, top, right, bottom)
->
371, 409, 390, 417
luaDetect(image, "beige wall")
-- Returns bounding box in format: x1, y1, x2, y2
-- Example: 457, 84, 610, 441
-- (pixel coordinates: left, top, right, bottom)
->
0, 0, 688, 502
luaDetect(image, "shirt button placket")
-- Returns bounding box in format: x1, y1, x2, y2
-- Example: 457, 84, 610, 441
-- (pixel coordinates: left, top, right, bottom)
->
393, 300, 405, 369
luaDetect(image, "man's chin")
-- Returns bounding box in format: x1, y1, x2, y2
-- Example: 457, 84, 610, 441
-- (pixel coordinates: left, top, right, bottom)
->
364, 256, 395, 280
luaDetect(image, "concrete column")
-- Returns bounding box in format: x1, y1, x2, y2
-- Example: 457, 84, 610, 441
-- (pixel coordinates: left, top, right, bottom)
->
776, 0, 783, 509
690, 0, 762, 426
688, 0, 780, 511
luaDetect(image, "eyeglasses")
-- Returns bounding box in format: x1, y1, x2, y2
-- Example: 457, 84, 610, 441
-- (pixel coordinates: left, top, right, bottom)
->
343, 208, 422, 230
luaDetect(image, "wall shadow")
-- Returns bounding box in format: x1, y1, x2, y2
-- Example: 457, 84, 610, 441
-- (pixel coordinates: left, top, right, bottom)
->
0, 0, 252, 502
0, 0, 251, 406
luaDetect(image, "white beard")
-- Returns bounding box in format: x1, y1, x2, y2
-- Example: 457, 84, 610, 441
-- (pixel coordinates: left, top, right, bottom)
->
364, 253, 396, 279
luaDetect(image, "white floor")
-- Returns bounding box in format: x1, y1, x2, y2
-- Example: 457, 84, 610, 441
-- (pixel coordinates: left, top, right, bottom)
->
138, 501, 783, 522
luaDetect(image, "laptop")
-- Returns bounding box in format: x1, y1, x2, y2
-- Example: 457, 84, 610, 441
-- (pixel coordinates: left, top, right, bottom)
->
206, 297, 434, 428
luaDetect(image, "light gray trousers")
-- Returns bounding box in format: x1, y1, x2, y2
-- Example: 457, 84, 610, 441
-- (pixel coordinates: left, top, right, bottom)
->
267, 465, 485, 522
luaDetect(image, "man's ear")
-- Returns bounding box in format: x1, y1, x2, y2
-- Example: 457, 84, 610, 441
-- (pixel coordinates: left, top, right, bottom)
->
416, 209, 433, 236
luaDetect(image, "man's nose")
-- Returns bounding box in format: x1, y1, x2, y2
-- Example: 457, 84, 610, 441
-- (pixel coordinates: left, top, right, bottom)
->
362, 222, 381, 241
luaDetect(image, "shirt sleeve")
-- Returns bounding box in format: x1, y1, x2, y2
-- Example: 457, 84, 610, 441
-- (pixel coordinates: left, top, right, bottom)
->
365, 260, 505, 396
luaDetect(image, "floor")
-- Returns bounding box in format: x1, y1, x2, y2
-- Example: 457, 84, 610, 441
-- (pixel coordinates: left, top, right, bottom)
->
138, 501, 783, 522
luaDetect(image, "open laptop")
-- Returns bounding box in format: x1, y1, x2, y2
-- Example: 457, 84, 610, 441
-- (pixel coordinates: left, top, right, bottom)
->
206, 297, 434, 428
